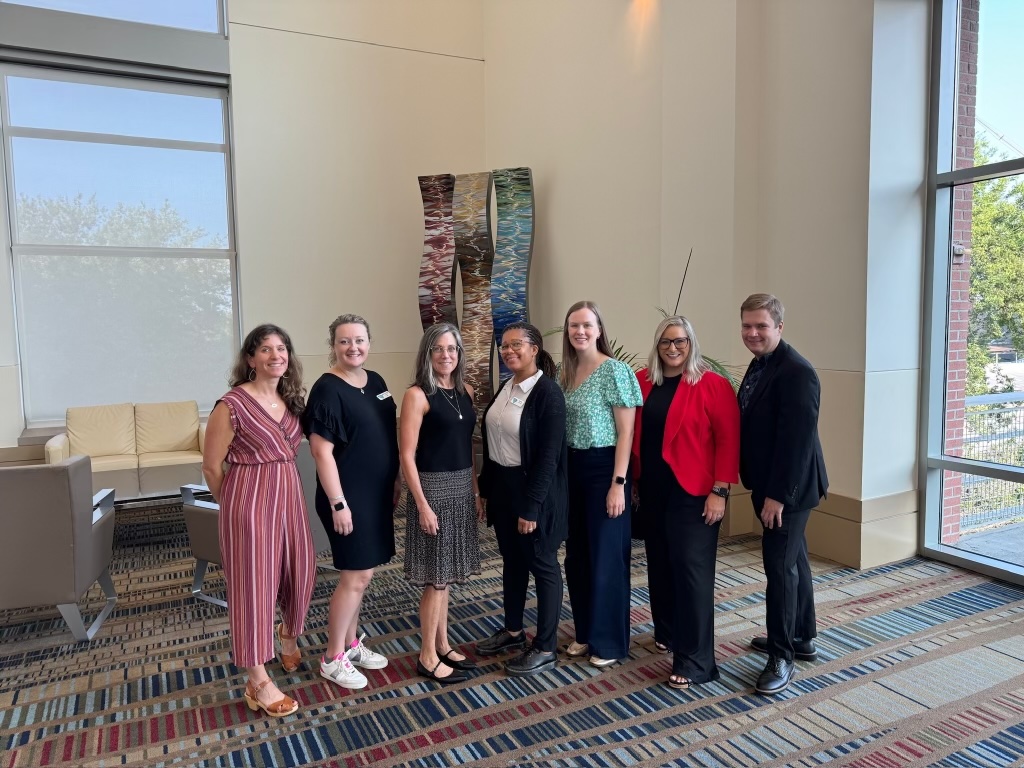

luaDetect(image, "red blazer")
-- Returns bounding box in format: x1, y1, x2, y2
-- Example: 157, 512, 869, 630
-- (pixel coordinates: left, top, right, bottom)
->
631, 367, 740, 496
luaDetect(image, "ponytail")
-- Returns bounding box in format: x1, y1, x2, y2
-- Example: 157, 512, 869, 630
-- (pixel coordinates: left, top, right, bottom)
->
537, 349, 557, 378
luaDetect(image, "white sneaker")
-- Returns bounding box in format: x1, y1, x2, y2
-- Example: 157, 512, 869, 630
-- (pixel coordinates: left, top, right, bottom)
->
348, 633, 389, 670
320, 651, 368, 689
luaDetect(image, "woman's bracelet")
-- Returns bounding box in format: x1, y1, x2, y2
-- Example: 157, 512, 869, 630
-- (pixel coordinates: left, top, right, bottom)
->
329, 494, 345, 502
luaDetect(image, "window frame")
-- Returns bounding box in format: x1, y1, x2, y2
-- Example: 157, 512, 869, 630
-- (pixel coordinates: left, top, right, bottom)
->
920, 0, 1024, 585
0, 11, 239, 430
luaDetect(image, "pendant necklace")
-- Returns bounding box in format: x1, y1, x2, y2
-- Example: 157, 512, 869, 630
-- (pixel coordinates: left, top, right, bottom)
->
440, 387, 463, 420
335, 368, 365, 394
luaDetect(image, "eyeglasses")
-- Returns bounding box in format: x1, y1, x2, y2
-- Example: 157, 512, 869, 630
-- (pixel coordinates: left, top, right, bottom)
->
499, 340, 533, 352
430, 345, 460, 356
658, 338, 690, 349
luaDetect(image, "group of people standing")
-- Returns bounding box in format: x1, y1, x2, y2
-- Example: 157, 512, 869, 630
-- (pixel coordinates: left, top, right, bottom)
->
200, 292, 827, 718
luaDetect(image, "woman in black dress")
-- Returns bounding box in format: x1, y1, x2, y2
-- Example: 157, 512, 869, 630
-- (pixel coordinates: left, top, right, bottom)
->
399, 322, 482, 685
304, 314, 400, 691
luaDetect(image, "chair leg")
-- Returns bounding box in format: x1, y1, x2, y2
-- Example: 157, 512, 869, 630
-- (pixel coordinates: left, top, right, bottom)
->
191, 559, 227, 608
57, 568, 118, 642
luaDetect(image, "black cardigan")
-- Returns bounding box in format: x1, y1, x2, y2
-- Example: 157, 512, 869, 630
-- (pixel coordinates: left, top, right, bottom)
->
478, 374, 568, 551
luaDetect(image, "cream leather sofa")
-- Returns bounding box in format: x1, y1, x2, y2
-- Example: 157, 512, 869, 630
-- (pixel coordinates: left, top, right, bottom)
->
45, 401, 206, 499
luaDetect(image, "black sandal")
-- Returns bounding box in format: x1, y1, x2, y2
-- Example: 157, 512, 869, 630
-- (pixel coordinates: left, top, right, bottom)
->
667, 674, 692, 690
440, 649, 478, 671
416, 658, 468, 685
654, 641, 670, 654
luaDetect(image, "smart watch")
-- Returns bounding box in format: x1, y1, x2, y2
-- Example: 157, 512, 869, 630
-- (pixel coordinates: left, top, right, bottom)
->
332, 499, 346, 511
614, 476, 626, 486
710, 486, 730, 499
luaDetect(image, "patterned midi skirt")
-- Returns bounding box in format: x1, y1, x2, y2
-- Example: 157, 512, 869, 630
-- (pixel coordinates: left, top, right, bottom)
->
404, 467, 481, 587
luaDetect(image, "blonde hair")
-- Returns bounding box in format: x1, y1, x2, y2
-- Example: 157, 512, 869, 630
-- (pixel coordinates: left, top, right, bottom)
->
646, 315, 708, 386
559, 300, 615, 391
740, 293, 784, 326
327, 314, 371, 367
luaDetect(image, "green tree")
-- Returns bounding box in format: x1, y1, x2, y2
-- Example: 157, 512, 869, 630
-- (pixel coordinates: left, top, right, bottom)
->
17, 192, 226, 248
965, 141, 1024, 397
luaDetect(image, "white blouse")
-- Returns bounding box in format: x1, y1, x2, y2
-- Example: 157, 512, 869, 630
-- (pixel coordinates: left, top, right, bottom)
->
485, 370, 544, 467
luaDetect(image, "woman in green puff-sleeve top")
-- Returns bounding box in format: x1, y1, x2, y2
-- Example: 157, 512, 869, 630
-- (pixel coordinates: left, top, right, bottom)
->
557, 300, 643, 668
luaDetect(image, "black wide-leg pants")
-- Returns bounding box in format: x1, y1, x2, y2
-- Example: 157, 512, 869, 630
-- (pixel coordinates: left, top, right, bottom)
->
644, 477, 721, 683
564, 446, 632, 660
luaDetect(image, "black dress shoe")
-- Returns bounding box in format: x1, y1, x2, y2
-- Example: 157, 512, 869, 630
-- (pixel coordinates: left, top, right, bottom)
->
750, 635, 818, 661
505, 648, 557, 677
416, 658, 468, 685
440, 649, 478, 671
475, 629, 528, 657
755, 656, 795, 695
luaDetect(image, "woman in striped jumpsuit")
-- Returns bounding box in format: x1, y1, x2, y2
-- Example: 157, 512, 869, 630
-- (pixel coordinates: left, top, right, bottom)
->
203, 324, 316, 718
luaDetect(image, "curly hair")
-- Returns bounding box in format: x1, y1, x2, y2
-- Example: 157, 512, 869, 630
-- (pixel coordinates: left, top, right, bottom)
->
229, 324, 306, 415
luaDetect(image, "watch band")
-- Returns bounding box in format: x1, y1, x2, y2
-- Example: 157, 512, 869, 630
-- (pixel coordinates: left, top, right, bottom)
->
710, 486, 730, 499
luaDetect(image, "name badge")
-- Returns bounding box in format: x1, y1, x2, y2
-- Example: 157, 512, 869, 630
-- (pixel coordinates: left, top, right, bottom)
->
377, 391, 392, 401
510, 396, 525, 408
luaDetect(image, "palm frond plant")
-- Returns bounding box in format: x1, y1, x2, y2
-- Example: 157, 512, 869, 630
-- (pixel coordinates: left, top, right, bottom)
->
658, 248, 739, 390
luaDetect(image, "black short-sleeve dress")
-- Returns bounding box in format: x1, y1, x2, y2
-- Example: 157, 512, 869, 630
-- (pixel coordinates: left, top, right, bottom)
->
303, 370, 399, 570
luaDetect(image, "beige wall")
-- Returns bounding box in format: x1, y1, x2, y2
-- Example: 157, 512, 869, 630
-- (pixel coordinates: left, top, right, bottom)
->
228, 0, 485, 394
0, 0, 931, 570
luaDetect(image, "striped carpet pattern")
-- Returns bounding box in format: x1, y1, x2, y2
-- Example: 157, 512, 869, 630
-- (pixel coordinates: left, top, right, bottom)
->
2, 505, 1024, 767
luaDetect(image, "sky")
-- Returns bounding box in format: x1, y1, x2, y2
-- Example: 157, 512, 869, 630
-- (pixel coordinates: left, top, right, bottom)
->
1, 0, 219, 33
976, 0, 1024, 161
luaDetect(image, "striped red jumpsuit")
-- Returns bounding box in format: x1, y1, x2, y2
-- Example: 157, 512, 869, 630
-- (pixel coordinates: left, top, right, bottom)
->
218, 388, 316, 668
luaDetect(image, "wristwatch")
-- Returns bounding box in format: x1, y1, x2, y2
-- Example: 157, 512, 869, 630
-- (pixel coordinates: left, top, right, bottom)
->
710, 486, 730, 499
332, 499, 346, 511
613, 476, 626, 486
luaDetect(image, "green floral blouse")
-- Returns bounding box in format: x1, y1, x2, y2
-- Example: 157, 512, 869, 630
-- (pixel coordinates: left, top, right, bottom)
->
562, 359, 644, 449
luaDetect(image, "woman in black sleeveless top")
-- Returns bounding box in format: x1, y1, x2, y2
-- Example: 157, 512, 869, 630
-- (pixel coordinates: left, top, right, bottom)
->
399, 323, 482, 684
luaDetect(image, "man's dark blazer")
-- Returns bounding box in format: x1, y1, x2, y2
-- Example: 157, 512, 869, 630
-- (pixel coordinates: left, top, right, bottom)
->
738, 339, 828, 513
478, 374, 568, 552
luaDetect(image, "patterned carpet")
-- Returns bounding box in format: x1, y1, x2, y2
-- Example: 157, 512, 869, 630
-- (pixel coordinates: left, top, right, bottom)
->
3, 505, 1024, 767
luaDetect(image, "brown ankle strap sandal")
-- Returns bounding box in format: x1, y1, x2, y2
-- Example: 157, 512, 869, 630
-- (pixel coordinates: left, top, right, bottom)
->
244, 678, 298, 718
276, 622, 301, 673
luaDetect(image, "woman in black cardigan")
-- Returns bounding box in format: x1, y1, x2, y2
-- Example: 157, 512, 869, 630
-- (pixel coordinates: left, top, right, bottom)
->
475, 322, 568, 676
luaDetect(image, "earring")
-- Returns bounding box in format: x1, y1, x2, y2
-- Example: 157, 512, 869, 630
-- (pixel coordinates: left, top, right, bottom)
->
247, 368, 256, 382
282, 372, 290, 379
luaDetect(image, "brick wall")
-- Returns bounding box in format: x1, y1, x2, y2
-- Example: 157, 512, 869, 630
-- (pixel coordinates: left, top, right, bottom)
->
942, 0, 979, 544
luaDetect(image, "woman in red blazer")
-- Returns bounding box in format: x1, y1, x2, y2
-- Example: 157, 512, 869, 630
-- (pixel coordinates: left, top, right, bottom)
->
631, 315, 740, 690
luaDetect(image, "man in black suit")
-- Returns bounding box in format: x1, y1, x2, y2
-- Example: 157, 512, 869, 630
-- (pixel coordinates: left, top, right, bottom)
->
738, 293, 828, 695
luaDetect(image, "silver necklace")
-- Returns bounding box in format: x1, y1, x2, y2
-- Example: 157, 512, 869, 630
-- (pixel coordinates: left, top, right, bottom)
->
334, 368, 365, 394
440, 387, 463, 420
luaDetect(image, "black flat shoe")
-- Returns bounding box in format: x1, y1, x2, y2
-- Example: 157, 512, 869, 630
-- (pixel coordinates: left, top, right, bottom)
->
505, 648, 557, 677
416, 658, 468, 685
475, 629, 528, 657
440, 649, 478, 671
750, 635, 818, 662
755, 656, 795, 695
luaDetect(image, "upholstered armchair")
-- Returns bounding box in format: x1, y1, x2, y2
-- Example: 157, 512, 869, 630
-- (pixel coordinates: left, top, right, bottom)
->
0, 456, 117, 641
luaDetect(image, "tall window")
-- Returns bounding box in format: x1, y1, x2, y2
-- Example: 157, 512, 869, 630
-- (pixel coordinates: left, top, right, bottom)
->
923, 0, 1024, 581
0, 67, 236, 423
0, 0, 223, 33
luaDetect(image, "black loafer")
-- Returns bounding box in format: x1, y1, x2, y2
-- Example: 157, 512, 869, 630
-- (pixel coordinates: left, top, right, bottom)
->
755, 656, 795, 695
416, 658, 468, 685
505, 648, 557, 677
750, 636, 818, 661
440, 649, 478, 671
475, 629, 528, 657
